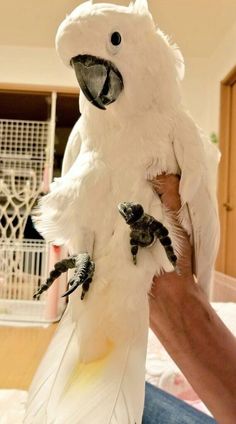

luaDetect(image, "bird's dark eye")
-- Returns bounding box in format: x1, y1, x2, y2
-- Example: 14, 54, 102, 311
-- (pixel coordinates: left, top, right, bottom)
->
111, 32, 122, 46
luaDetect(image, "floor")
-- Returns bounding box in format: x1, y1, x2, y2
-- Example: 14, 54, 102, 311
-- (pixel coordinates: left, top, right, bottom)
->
0, 275, 235, 392
0, 324, 57, 390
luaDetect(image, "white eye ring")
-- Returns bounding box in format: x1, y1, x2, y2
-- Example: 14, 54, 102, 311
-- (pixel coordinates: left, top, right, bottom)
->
106, 31, 122, 55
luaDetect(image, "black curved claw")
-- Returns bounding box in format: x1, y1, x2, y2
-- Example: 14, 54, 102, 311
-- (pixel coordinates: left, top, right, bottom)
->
33, 284, 49, 300
61, 253, 95, 299
33, 255, 78, 300
162, 244, 177, 267
61, 281, 83, 297
131, 244, 138, 265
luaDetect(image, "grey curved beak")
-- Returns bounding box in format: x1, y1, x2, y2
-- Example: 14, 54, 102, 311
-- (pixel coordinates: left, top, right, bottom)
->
71, 54, 124, 110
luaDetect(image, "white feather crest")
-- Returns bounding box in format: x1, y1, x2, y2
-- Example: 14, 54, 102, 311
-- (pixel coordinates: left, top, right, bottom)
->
156, 28, 185, 81
130, 0, 149, 14
172, 45, 185, 81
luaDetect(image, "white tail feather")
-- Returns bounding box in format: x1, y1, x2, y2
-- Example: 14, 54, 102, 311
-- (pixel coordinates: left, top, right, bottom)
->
24, 309, 76, 423
24, 302, 149, 424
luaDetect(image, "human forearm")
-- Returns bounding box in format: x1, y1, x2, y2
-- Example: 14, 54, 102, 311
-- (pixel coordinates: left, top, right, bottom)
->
150, 271, 236, 424
149, 174, 236, 423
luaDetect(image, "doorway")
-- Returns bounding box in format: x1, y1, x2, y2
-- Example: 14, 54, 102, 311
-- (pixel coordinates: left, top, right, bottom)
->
217, 66, 236, 277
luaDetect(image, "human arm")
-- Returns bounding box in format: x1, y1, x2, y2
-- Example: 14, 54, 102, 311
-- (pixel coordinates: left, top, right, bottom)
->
150, 174, 236, 424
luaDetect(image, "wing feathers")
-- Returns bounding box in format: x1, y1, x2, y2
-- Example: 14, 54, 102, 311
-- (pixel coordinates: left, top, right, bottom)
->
173, 110, 220, 296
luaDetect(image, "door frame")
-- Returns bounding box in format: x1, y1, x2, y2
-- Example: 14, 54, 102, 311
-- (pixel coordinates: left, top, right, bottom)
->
217, 65, 236, 272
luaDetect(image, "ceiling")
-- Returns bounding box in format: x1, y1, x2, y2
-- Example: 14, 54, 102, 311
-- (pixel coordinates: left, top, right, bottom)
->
1, 0, 236, 57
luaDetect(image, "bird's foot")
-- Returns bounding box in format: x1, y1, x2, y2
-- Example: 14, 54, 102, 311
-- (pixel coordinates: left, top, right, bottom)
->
62, 253, 95, 299
118, 202, 177, 268
33, 255, 78, 300
33, 254, 95, 301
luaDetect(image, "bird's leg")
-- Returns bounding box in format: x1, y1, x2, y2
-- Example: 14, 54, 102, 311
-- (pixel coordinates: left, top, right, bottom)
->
118, 202, 177, 267
33, 255, 78, 300
62, 253, 95, 299
130, 238, 139, 265
129, 228, 155, 265
151, 221, 177, 267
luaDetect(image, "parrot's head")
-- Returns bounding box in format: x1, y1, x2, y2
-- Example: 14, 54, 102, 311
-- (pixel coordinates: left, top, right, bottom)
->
56, 0, 184, 115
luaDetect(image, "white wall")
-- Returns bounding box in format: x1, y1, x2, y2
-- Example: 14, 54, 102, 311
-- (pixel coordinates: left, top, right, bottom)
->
0, 46, 77, 88
181, 20, 236, 137
180, 20, 236, 137
1, 21, 236, 138
207, 21, 236, 134
181, 57, 210, 134
0, 45, 211, 132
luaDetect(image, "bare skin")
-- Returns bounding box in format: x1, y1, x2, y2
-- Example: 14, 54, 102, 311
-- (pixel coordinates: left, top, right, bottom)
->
149, 174, 236, 424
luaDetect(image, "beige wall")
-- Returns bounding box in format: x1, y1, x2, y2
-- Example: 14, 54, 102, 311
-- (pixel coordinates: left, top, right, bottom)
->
1, 20, 236, 138
207, 21, 236, 134
0, 46, 77, 88
182, 57, 210, 133
182, 20, 236, 137
0, 45, 210, 133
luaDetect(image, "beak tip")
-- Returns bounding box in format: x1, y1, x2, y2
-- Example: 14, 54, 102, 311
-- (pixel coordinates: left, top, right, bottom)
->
92, 99, 106, 110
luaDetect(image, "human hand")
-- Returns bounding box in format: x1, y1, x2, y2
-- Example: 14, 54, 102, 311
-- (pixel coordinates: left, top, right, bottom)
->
148, 175, 236, 424
150, 173, 181, 212
151, 174, 192, 278
148, 174, 195, 337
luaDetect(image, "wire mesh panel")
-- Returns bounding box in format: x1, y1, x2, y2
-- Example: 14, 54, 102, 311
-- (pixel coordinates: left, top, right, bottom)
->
0, 239, 47, 300
0, 118, 52, 240
0, 119, 49, 158
0, 119, 51, 190
0, 239, 57, 322
0, 239, 66, 323
0, 169, 41, 239
0, 94, 63, 322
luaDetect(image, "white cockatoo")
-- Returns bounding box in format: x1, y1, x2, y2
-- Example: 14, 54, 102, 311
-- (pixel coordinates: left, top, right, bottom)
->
24, 1, 220, 423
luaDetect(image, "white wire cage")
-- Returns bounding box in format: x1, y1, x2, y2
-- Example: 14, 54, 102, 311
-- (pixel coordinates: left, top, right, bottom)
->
0, 239, 47, 322
0, 118, 51, 191
0, 93, 66, 323
0, 240, 66, 323
0, 167, 41, 239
